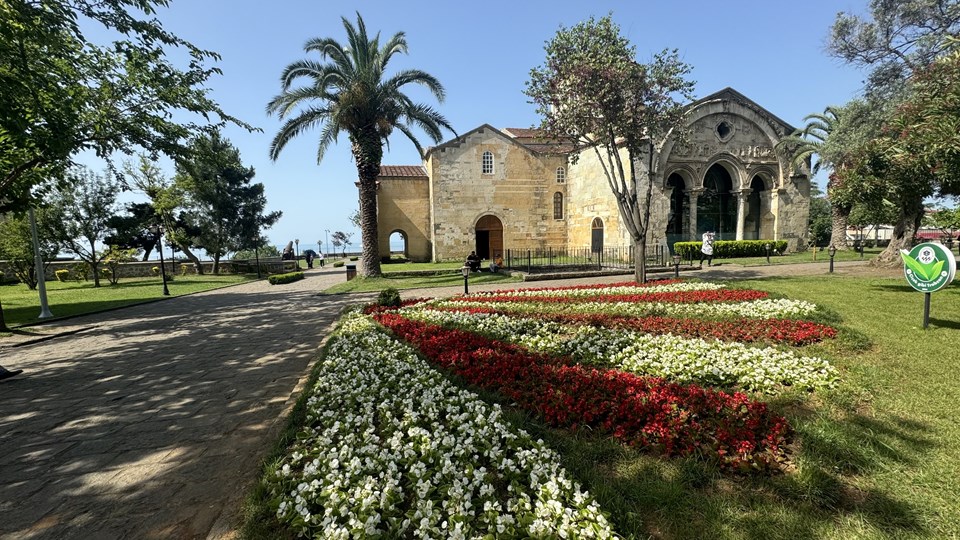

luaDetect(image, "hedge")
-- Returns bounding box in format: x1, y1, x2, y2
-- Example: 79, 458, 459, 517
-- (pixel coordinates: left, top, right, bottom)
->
673, 240, 789, 260
333, 261, 345, 268
267, 271, 305, 285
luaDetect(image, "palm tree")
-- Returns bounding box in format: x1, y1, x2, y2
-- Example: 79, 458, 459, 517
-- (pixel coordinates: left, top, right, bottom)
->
776, 106, 853, 249
266, 12, 454, 277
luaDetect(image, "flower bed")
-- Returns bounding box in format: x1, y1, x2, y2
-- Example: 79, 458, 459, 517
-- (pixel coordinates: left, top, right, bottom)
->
374, 313, 792, 471
266, 314, 614, 538
397, 308, 839, 393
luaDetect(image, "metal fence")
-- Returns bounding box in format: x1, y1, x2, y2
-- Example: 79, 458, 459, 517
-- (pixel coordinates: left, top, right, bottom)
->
504, 245, 666, 273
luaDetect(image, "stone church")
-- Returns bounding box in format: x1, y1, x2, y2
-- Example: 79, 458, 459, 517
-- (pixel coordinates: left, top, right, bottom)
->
376, 87, 810, 262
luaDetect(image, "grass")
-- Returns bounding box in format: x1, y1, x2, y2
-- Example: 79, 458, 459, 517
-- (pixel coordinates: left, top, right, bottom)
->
323, 270, 521, 293
524, 274, 960, 539
244, 271, 960, 539
0, 274, 255, 329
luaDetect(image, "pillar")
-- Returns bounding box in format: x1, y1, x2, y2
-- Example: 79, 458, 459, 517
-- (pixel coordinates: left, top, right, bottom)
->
735, 190, 751, 241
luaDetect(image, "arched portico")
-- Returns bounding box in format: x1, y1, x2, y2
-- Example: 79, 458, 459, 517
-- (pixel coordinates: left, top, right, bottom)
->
475, 215, 503, 259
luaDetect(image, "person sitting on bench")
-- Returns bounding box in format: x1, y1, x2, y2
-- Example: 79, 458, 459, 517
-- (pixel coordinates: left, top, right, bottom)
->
466, 251, 481, 272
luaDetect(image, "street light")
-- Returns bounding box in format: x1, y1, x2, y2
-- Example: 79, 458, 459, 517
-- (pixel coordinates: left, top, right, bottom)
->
149, 224, 170, 296
828, 244, 837, 273
295, 238, 300, 265
672, 254, 681, 278
461, 265, 470, 294
254, 234, 262, 279
29, 207, 53, 319
764, 242, 771, 265
324, 229, 330, 258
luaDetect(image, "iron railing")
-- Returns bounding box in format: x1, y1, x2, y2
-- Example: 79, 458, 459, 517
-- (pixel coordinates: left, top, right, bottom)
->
504, 245, 665, 273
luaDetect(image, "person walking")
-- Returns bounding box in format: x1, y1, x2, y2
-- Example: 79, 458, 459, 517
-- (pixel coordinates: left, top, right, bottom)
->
699, 231, 715, 267
317, 251, 325, 268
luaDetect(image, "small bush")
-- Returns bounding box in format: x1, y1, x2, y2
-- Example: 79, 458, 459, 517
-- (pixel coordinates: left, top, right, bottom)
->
333, 261, 345, 268
180, 263, 190, 276
377, 287, 401, 308
268, 271, 304, 285
349, 256, 359, 261
55, 269, 70, 282
72, 262, 90, 282
673, 239, 790, 260
151, 266, 161, 275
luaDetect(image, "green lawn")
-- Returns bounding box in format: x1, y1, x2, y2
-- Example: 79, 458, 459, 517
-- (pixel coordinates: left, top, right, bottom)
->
525, 274, 960, 539
323, 270, 520, 293
0, 274, 255, 330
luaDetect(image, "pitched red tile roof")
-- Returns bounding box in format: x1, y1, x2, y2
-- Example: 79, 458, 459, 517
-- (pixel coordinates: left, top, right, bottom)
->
503, 127, 544, 138
379, 165, 427, 177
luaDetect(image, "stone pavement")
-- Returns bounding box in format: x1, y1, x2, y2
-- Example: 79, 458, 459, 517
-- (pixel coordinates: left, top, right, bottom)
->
0, 266, 372, 540
0, 259, 889, 539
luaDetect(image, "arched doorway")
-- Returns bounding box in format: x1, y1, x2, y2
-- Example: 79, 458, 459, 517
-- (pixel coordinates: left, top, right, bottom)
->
698, 164, 736, 239
591, 217, 604, 253
475, 215, 503, 260
745, 176, 766, 240
388, 230, 408, 259
666, 173, 687, 247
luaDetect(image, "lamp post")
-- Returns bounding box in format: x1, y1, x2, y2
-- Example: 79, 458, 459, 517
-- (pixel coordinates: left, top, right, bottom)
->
150, 224, 170, 296
764, 243, 771, 265
324, 229, 330, 258
254, 235, 262, 279
29, 207, 53, 319
828, 244, 837, 273
461, 265, 470, 294
295, 238, 300, 266
672, 254, 681, 278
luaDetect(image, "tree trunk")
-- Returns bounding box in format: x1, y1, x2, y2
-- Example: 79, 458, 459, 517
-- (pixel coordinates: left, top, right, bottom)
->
634, 237, 647, 284
0, 297, 9, 332
89, 239, 100, 287
874, 197, 924, 266
213, 254, 220, 274
829, 203, 851, 250
351, 130, 383, 278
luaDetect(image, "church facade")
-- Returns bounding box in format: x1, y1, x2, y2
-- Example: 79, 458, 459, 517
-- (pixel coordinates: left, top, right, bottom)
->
376, 88, 811, 262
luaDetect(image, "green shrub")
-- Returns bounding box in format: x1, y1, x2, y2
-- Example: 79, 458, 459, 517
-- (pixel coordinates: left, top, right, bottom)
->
333, 261, 345, 268
377, 287, 401, 308
180, 263, 190, 276
72, 262, 90, 282
268, 271, 304, 285
349, 256, 359, 261
55, 269, 70, 282
151, 266, 160, 275
673, 240, 789, 260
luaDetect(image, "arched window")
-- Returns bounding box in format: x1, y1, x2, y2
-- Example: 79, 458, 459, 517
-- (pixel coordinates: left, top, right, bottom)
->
482, 151, 494, 175
553, 192, 563, 219
556, 166, 566, 183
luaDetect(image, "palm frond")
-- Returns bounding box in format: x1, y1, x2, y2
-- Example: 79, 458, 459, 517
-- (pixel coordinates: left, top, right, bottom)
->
268, 107, 333, 160
384, 69, 446, 102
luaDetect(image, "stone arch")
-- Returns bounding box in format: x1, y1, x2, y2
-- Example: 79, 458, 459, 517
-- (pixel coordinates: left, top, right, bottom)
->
475, 214, 503, 259
388, 229, 408, 258
591, 217, 604, 253
700, 153, 747, 191
698, 162, 737, 239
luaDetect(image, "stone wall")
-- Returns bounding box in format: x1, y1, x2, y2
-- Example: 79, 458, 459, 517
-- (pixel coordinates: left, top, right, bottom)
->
1, 259, 294, 283
377, 175, 432, 262
428, 126, 567, 261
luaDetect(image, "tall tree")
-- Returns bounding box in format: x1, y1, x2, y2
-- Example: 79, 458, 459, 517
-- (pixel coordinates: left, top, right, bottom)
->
175, 133, 280, 273
122, 155, 205, 273
46, 167, 120, 287
105, 202, 159, 260
778, 100, 887, 251
526, 15, 695, 283
0, 0, 252, 214
858, 48, 960, 264
830, 0, 960, 100
266, 12, 454, 278
0, 208, 58, 289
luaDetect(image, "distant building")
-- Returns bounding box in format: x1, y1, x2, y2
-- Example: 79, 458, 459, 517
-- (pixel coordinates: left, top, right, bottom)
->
376, 88, 811, 262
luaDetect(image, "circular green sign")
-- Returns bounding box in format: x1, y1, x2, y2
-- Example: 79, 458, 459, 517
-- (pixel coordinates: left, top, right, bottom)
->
900, 242, 957, 293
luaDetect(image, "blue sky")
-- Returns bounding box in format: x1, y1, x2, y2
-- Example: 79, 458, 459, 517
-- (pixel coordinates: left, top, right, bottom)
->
84, 0, 869, 254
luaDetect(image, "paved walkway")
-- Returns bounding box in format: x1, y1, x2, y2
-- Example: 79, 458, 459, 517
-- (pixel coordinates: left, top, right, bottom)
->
0, 267, 372, 540
0, 259, 890, 539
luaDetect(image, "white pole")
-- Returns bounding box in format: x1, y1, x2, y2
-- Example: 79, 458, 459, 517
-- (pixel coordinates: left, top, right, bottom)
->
29, 207, 54, 319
